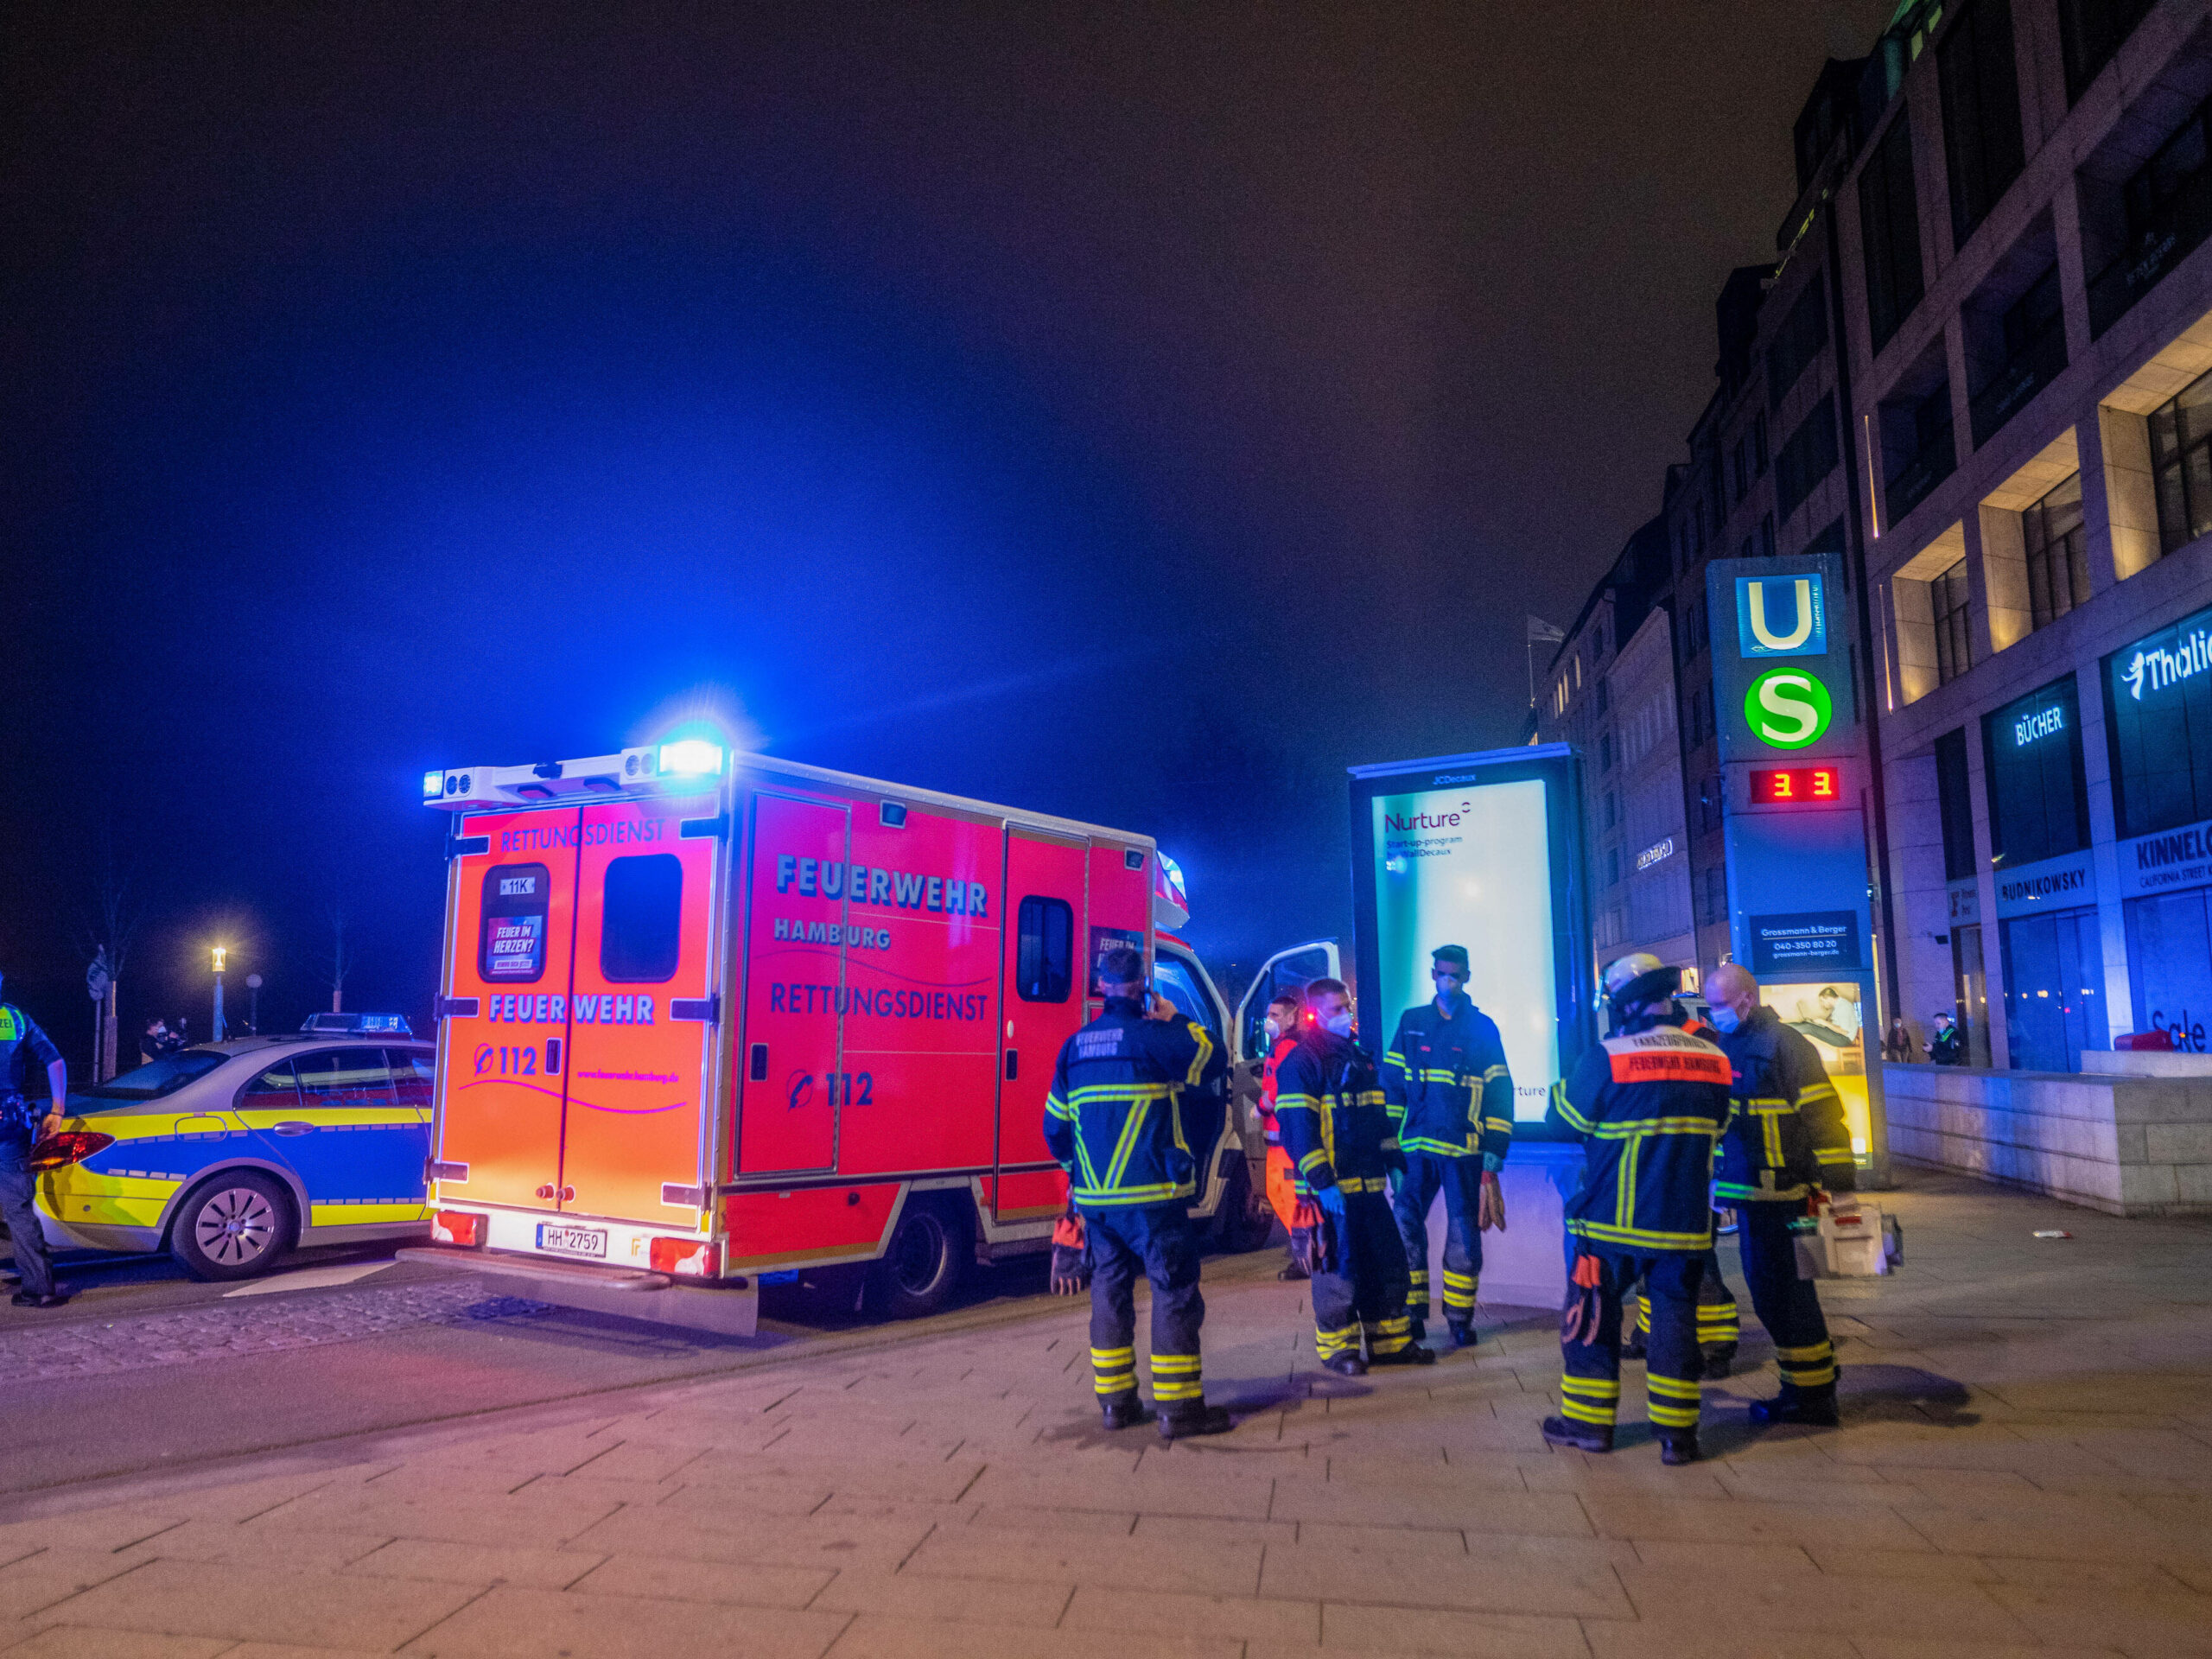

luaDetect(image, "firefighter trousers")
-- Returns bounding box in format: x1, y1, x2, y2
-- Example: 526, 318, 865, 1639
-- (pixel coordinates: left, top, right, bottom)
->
1313, 1188, 1414, 1362
1391, 1152, 1482, 1325
1561, 1247, 1704, 1436
1737, 1199, 1837, 1397
1634, 1248, 1740, 1349
1084, 1201, 1206, 1408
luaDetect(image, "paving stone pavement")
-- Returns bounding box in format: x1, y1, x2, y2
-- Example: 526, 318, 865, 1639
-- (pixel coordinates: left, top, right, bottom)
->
0, 1288, 554, 1383
0, 1166, 2207, 1658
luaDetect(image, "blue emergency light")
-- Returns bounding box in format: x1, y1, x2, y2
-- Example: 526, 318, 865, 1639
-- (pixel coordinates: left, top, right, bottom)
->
300, 1012, 412, 1035
658, 740, 724, 778
421, 770, 445, 801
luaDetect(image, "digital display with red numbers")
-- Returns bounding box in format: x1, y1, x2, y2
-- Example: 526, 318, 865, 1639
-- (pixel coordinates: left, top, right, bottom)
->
1750, 766, 1841, 804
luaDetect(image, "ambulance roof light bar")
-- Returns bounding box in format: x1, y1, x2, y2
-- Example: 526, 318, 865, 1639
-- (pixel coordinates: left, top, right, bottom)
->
422, 744, 728, 811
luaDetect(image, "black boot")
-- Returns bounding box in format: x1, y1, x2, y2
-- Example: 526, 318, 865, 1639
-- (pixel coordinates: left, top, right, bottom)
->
1158, 1402, 1234, 1440
1369, 1344, 1437, 1367
1275, 1261, 1309, 1281
1659, 1431, 1701, 1465
1541, 1415, 1614, 1453
1749, 1388, 1839, 1427
1099, 1392, 1153, 1431
1619, 1335, 1646, 1361
1701, 1343, 1736, 1380
1322, 1351, 1368, 1376
1445, 1319, 1476, 1349
1407, 1313, 1427, 1343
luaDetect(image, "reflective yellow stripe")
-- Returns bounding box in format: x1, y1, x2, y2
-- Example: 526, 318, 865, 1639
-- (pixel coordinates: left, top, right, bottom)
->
1648, 1400, 1700, 1427
1647, 1373, 1702, 1401
1566, 1219, 1714, 1249
1561, 1397, 1618, 1424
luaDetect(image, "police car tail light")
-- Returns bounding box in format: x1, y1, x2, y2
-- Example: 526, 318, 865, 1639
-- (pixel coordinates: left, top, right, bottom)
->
431, 1211, 484, 1248
650, 1236, 718, 1277
28, 1131, 112, 1171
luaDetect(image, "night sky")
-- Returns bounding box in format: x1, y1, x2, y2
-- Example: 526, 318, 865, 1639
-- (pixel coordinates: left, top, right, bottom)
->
3, 2, 1896, 1056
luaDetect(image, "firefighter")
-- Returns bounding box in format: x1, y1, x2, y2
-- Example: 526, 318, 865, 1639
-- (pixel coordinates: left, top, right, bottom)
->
1624, 997, 1741, 1376
1252, 991, 1308, 1281
1042, 946, 1233, 1440
1381, 944, 1510, 1348
1706, 963, 1856, 1427
1275, 977, 1432, 1375
0, 970, 71, 1308
1543, 953, 1732, 1464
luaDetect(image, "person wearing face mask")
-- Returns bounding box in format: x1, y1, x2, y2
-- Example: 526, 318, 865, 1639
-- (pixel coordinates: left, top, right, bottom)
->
1274, 978, 1428, 1375
1254, 992, 1309, 1279
1543, 953, 1732, 1465
1042, 947, 1233, 1440
1705, 963, 1855, 1427
1380, 944, 1510, 1349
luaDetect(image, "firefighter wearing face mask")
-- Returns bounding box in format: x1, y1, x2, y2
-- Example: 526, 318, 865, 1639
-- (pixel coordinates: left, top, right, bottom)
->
1544, 954, 1732, 1465
1704, 963, 1855, 1427
1274, 977, 1432, 1375
1043, 947, 1235, 1440
1253, 992, 1309, 1281
1381, 944, 1510, 1349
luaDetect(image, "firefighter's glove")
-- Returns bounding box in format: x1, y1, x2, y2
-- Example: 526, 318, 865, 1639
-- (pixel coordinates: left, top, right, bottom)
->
1313, 1183, 1345, 1222
1049, 1206, 1090, 1296
1478, 1170, 1507, 1233
1559, 1252, 1605, 1345
1288, 1198, 1333, 1278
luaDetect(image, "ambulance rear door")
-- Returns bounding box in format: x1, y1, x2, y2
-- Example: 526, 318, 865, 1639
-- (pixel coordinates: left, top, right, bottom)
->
436, 810, 582, 1213
559, 791, 726, 1222
734, 790, 849, 1175
993, 827, 1087, 1222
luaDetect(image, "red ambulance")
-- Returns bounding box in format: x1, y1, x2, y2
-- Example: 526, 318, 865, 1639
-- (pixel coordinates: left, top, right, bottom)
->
410, 738, 1270, 1336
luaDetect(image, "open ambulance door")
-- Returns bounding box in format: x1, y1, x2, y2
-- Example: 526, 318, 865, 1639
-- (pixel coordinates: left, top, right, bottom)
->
1232, 939, 1342, 1066
990, 827, 1088, 1224
558, 791, 725, 1223
435, 809, 582, 1215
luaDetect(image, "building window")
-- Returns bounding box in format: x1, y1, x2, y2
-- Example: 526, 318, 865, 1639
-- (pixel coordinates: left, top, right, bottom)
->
2058, 0, 2154, 101
2001, 906, 2108, 1071
1753, 413, 1769, 475
1970, 263, 2068, 448
1939, 0, 2025, 249
1605, 847, 1621, 887
1936, 728, 1977, 880
1768, 281, 1830, 406
1776, 394, 1840, 523
2103, 599, 2212, 839
2150, 365, 2212, 554
1604, 791, 1618, 830
1697, 866, 1729, 925
1596, 679, 1611, 715
1806, 516, 1846, 558
1934, 558, 1974, 686
1982, 675, 2090, 868
1758, 513, 1777, 559
1859, 115, 1925, 353
1599, 732, 1616, 772
2024, 473, 2090, 630
1015, 896, 1075, 1002
1886, 383, 1956, 525
2089, 92, 2212, 338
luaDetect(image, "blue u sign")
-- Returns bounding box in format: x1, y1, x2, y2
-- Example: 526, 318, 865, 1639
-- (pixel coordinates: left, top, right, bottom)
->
1736, 575, 1827, 658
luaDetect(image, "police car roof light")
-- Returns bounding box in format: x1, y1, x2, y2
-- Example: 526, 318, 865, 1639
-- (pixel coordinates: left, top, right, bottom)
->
299, 1012, 412, 1036
658, 740, 724, 778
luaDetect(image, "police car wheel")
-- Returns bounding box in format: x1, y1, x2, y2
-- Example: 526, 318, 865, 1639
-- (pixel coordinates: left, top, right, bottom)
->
866, 1198, 969, 1319
170, 1172, 296, 1281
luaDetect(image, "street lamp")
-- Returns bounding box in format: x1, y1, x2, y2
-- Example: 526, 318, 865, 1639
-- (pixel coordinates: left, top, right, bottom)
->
211, 945, 227, 1042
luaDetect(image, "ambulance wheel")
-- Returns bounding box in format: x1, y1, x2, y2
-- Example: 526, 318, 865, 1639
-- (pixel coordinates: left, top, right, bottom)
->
169, 1171, 296, 1281
1216, 1157, 1275, 1253
866, 1197, 969, 1319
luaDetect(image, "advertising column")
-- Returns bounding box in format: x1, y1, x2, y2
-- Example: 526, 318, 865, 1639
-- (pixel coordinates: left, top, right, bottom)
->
1707, 555, 1889, 1184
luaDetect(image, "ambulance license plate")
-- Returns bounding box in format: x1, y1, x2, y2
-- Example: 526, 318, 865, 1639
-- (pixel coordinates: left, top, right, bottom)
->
537, 1223, 607, 1259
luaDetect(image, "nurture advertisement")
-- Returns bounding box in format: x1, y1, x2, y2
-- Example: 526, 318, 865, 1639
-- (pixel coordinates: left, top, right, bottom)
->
1367, 776, 1561, 1122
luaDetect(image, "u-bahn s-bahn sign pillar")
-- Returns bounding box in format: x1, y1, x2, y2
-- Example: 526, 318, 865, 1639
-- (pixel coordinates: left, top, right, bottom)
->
1707, 553, 1889, 1185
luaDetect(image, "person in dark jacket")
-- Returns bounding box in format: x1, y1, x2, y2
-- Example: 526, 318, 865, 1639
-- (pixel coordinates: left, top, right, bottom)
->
1381, 944, 1510, 1348
1543, 953, 1732, 1465
1275, 977, 1432, 1375
1042, 947, 1232, 1440
0, 972, 72, 1307
1706, 964, 1856, 1426
1926, 1011, 1963, 1065
1252, 992, 1307, 1280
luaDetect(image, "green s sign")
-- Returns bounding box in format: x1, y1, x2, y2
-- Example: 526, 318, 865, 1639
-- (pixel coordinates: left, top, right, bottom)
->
1745, 668, 1833, 749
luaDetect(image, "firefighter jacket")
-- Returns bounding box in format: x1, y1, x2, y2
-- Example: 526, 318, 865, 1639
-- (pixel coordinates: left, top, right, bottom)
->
1547, 1009, 1732, 1252
1274, 1029, 1403, 1197
1043, 997, 1217, 1207
1256, 1034, 1298, 1146
1714, 1005, 1856, 1202
1381, 996, 1514, 1165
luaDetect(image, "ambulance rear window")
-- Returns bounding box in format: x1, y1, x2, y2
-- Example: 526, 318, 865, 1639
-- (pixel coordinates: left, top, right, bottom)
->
1015, 896, 1073, 1002
480, 862, 551, 984
602, 854, 683, 982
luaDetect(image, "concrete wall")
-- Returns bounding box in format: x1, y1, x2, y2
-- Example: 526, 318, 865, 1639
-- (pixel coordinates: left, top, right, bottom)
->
1884, 1060, 2212, 1213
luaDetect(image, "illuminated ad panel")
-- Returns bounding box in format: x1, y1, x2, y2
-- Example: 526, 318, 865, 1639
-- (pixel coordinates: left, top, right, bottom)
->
1350, 750, 1592, 1124
1757, 982, 1872, 1160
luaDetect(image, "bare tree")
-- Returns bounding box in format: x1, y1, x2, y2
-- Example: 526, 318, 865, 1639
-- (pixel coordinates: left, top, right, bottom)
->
76, 824, 143, 1082
327, 904, 351, 1014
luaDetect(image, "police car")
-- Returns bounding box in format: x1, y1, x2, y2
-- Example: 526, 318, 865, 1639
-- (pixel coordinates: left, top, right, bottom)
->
35, 1014, 435, 1280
